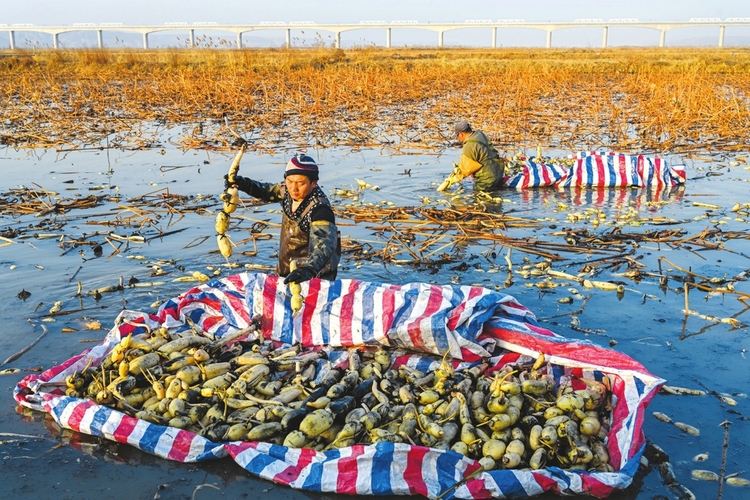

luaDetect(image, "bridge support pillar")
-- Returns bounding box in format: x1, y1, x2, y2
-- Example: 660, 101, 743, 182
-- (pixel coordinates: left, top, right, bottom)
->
492, 27, 497, 48
438, 30, 444, 48
286, 28, 291, 48
659, 30, 666, 47
143, 32, 148, 49
190, 29, 195, 48
386, 27, 391, 48
546, 30, 552, 48
335, 31, 340, 48
9, 30, 14, 50
237, 33, 242, 49
97, 30, 103, 49
719, 25, 725, 47
602, 26, 608, 48
53, 33, 59, 49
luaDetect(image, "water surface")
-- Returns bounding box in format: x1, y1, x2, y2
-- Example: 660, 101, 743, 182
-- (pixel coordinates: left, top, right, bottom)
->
1, 139, 749, 499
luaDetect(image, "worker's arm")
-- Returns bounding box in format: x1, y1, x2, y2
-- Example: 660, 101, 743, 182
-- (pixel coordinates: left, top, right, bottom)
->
457, 153, 484, 177
226, 175, 283, 202
306, 220, 338, 274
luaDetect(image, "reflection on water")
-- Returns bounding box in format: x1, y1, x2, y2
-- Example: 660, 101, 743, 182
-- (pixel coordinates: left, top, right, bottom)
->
1, 141, 749, 500
516, 184, 686, 209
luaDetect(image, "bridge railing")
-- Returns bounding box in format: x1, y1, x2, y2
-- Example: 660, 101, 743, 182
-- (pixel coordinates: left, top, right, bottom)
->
1, 19, 748, 50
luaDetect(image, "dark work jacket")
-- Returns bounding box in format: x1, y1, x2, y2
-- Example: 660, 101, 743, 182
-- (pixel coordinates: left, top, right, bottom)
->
462, 130, 505, 191
234, 178, 340, 279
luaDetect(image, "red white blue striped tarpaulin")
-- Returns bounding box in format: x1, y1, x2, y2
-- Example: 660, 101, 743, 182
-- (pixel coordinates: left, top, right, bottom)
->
504, 151, 686, 192
14, 273, 664, 499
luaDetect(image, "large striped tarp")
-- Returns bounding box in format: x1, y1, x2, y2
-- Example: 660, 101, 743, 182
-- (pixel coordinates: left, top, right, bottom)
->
504, 151, 686, 191
14, 272, 664, 499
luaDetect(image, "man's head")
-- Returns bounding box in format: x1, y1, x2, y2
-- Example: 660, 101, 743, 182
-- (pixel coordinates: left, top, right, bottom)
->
454, 120, 472, 142
284, 154, 319, 201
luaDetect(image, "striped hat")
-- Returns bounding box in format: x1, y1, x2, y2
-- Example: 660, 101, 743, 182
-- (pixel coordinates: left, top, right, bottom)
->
284, 154, 319, 181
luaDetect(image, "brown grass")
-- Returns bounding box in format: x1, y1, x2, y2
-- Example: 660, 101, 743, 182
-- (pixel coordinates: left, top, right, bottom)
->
1, 47, 749, 154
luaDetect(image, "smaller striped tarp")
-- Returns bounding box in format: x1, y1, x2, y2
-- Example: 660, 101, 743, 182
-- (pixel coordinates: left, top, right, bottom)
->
14, 273, 664, 499
504, 151, 686, 191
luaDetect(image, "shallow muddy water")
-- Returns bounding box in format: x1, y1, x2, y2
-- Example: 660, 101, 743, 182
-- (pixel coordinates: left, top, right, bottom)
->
1, 137, 749, 499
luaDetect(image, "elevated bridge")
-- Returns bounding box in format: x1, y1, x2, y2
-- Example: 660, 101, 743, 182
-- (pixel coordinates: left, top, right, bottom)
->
2, 19, 749, 50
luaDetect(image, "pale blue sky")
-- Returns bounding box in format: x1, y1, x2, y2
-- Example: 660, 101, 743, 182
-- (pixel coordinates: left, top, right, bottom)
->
2, 1, 749, 48
2, 0, 748, 25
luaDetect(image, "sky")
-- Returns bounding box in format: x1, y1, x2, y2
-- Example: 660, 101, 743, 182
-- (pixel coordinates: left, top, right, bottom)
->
2, 0, 749, 49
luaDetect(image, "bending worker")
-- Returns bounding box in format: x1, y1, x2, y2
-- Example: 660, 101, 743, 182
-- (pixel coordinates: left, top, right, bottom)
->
227, 154, 340, 284
438, 120, 505, 192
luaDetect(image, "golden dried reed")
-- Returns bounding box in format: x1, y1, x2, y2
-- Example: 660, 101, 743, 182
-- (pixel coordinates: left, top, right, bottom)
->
1, 47, 749, 153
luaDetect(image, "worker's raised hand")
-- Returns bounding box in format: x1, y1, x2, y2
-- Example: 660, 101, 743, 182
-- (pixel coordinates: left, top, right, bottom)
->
224, 174, 245, 190
284, 266, 316, 284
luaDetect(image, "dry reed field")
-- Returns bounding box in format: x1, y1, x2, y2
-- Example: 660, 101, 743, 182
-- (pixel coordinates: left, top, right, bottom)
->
1, 47, 750, 154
